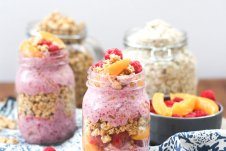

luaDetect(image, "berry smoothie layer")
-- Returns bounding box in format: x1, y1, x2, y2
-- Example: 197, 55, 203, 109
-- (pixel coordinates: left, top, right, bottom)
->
17, 32, 76, 145
83, 49, 150, 151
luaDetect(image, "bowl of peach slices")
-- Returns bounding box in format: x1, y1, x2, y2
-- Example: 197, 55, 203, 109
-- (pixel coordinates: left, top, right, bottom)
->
150, 90, 223, 145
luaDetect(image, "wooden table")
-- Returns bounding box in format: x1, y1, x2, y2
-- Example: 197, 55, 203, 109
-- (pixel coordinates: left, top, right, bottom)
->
1, 80, 226, 117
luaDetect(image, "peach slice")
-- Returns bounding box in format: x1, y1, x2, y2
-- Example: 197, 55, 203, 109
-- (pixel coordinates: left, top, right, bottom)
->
172, 97, 196, 116
152, 93, 172, 116
106, 59, 130, 76
39, 31, 65, 48
195, 97, 219, 115
171, 93, 219, 115
132, 126, 150, 140
20, 41, 43, 58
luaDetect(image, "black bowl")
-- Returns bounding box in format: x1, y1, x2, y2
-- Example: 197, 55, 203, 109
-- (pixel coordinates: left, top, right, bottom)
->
150, 103, 223, 145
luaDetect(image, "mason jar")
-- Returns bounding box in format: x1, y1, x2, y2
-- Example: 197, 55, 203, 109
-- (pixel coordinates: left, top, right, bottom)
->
27, 11, 104, 107
82, 69, 150, 151
16, 50, 76, 145
123, 20, 197, 98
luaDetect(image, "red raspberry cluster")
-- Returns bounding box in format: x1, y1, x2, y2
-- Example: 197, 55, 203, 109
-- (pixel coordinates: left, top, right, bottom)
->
38, 40, 60, 52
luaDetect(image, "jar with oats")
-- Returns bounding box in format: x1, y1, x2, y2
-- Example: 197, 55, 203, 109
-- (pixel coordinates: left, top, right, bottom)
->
83, 49, 150, 151
16, 32, 76, 145
123, 20, 197, 98
27, 12, 103, 108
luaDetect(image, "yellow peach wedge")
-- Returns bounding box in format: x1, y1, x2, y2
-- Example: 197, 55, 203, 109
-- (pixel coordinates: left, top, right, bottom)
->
19, 41, 43, 58
106, 59, 130, 76
195, 97, 219, 115
152, 93, 172, 116
172, 97, 196, 116
132, 126, 150, 140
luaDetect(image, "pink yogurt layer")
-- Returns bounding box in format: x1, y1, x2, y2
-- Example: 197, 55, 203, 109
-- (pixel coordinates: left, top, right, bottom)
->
16, 51, 74, 95
18, 100, 76, 145
83, 87, 149, 127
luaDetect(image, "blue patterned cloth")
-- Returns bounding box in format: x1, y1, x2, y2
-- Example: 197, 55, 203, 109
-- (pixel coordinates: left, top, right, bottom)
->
0, 98, 226, 151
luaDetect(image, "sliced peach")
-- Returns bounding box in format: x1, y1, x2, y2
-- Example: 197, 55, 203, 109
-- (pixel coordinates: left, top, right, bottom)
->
172, 97, 196, 116
195, 97, 219, 115
171, 93, 219, 115
20, 41, 43, 58
152, 93, 172, 116
106, 59, 130, 76
39, 31, 65, 48
132, 126, 150, 140
83, 132, 100, 151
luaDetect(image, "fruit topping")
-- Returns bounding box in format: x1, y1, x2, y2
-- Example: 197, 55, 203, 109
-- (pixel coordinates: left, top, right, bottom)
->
172, 97, 196, 116
43, 147, 56, 151
130, 61, 142, 74
104, 48, 123, 60
131, 127, 150, 140
152, 93, 172, 116
195, 97, 219, 115
200, 89, 216, 101
106, 59, 130, 76
19, 32, 65, 58
111, 132, 130, 149
93, 60, 103, 68
164, 100, 175, 107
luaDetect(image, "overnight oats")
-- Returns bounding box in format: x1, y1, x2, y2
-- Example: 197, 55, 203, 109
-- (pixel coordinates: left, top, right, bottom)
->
16, 32, 76, 145
83, 49, 150, 151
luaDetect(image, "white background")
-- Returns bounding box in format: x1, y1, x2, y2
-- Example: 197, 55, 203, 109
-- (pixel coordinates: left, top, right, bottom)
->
0, 0, 226, 82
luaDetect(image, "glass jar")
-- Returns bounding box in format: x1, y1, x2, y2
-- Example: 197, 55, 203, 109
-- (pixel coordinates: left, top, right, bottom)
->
82, 70, 150, 151
123, 21, 197, 98
27, 22, 100, 108
16, 50, 76, 145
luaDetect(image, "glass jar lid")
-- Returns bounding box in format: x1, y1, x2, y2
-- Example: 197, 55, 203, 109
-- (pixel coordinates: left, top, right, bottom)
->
124, 20, 187, 50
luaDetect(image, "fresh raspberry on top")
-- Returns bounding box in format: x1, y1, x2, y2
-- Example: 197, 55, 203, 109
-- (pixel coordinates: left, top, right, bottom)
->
48, 44, 60, 52
43, 147, 56, 151
164, 100, 174, 107
200, 90, 216, 101
130, 61, 142, 74
172, 97, 183, 102
104, 48, 123, 60
93, 60, 103, 68
38, 40, 52, 46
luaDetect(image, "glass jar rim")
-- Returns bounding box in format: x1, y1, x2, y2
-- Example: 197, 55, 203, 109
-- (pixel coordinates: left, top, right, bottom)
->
26, 21, 87, 41
19, 49, 69, 68
123, 27, 187, 50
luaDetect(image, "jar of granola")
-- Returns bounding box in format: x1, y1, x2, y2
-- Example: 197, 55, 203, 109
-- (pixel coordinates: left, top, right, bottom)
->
16, 32, 76, 145
27, 12, 103, 108
83, 49, 150, 151
123, 20, 197, 98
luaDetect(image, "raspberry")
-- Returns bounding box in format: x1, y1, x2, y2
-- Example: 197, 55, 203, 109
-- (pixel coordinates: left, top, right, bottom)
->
200, 90, 216, 101
184, 112, 196, 118
194, 110, 207, 117
150, 102, 156, 113
43, 147, 56, 151
112, 132, 130, 148
104, 48, 123, 60
89, 136, 104, 146
39, 40, 52, 46
172, 97, 183, 102
48, 44, 60, 52
130, 60, 142, 74
93, 60, 103, 68
164, 100, 174, 107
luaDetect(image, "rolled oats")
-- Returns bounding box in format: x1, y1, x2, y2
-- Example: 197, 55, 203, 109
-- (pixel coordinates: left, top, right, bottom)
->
124, 20, 197, 97
0, 115, 16, 130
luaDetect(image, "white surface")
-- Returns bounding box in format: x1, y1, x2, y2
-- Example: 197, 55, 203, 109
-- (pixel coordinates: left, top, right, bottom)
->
0, 0, 226, 82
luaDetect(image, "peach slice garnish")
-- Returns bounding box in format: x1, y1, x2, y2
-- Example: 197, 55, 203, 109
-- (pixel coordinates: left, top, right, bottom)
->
172, 97, 196, 116
132, 126, 150, 140
152, 93, 172, 116
106, 59, 130, 76
20, 40, 43, 58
